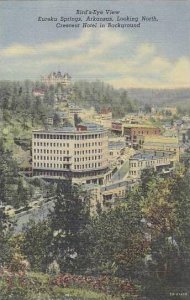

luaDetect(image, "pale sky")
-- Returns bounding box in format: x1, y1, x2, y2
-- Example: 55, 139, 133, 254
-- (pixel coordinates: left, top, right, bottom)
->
0, 0, 189, 88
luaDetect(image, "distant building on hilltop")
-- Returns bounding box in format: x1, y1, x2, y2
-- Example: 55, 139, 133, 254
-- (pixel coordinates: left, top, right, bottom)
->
32, 88, 46, 98
41, 71, 71, 86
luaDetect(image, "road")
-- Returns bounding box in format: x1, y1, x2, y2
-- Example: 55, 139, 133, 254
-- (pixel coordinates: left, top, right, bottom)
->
111, 160, 129, 181
13, 198, 55, 234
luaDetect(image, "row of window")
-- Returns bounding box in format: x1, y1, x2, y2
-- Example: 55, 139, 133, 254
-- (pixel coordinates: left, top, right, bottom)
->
33, 155, 102, 162
130, 162, 143, 167
34, 171, 65, 177
74, 163, 101, 169
74, 142, 102, 147
130, 170, 138, 175
33, 162, 102, 169
130, 158, 169, 168
33, 170, 103, 178
34, 142, 70, 147
34, 162, 70, 169
74, 149, 102, 155
132, 130, 160, 135
74, 156, 102, 162
34, 149, 70, 154
33, 156, 70, 161
33, 133, 104, 140
33, 142, 103, 147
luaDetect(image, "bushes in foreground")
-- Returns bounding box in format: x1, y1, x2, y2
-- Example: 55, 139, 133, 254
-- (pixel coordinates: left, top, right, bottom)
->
0, 268, 138, 300
51, 273, 138, 297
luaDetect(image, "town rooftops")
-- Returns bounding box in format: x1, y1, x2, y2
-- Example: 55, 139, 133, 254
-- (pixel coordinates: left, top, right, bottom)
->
130, 151, 172, 161
77, 123, 105, 131
108, 141, 126, 150
123, 123, 159, 129
144, 136, 179, 145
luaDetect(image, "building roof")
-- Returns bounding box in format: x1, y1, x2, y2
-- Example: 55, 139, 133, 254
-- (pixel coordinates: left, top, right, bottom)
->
33, 123, 106, 134
130, 152, 172, 161
109, 142, 125, 150
144, 136, 179, 144
123, 124, 159, 129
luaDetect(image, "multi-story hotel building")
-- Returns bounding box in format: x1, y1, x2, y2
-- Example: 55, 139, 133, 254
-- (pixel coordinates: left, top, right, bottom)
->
32, 123, 109, 184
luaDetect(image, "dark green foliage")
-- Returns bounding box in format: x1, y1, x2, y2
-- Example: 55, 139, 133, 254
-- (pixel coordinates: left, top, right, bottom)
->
15, 178, 29, 208
140, 167, 159, 197
0, 140, 18, 204
84, 205, 147, 278
50, 181, 90, 274
0, 208, 14, 267
144, 104, 152, 113
139, 170, 190, 299
53, 112, 61, 126
0, 80, 52, 127
0, 139, 33, 208
74, 113, 82, 127
21, 220, 52, 272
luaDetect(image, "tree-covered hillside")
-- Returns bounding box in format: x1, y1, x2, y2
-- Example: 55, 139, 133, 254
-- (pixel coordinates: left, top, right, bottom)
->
127, 88, 190, 106
72, 81, 139, 118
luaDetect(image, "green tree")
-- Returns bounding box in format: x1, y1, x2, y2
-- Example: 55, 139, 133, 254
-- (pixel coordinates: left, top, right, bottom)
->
0, 140, 18, 204
53, 113, 61, 126
21, 220, 51, 272
85, 205, 148, 278
50, 181, 90, 273
0, 208, 14, 267
15, 178, 29, 208
140, 170, 190, 299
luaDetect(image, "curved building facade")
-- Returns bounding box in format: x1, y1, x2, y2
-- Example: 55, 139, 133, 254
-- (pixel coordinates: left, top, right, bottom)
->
32, 124, 109, 184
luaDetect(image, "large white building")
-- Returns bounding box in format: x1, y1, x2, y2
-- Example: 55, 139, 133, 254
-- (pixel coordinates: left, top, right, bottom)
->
32, 123, 109, 184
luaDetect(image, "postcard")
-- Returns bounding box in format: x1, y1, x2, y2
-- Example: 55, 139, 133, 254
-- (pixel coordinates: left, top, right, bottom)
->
0, 1, 189, 299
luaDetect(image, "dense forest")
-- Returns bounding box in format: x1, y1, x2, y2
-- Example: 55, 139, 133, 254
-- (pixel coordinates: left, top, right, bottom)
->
72, 81, 139, 117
